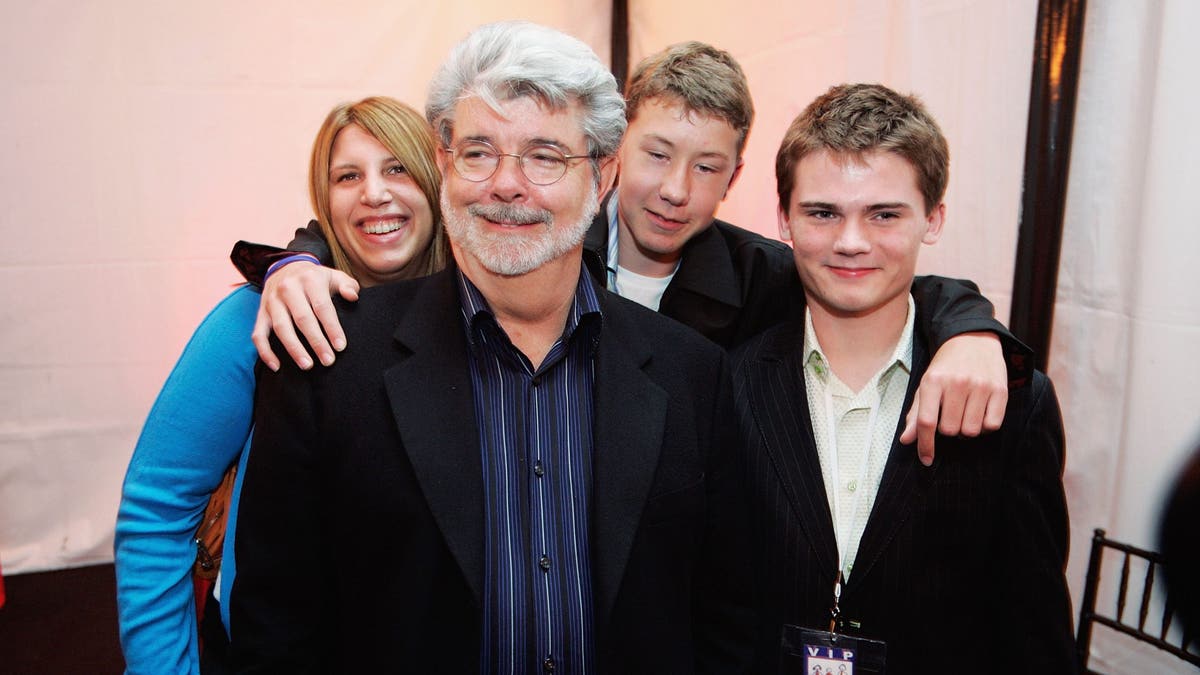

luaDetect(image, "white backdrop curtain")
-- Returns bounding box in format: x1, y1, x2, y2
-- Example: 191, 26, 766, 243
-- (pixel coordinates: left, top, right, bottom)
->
1, 1, 1197, 671
1049, 1, 1200, 671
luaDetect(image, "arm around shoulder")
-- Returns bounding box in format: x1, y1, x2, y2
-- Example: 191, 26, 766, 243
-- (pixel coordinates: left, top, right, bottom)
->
229, 221, 332, 287
911, 275, 1033, 384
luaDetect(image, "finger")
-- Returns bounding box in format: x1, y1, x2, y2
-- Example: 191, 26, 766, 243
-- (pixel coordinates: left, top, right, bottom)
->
915, 383, 942, 466
322, 272, 359, 352
270, 304, 314, 370
900, 390, 920, 445
252, 305, 280, 372
333, 273, 361, 302
957, 381, 994, 437
311, 296, 347, 354
983, 385, 1008, 432
286, 288, 334, 367
260, 267, 321, 369
934, 378, 966, 438
268, 282, 320, 369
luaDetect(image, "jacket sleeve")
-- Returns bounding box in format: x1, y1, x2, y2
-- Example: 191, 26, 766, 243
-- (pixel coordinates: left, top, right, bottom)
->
229, 334, 332, 672
910, 275, 1034, 386
695, 353, 756, 673
999, 373, 1078, 672
229, 220, 332, 287
114, 286, 260, 675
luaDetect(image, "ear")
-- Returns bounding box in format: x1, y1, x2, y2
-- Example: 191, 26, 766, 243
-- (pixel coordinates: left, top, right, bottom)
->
722, 159, 745, 200
922, 202, 946, 245
436, 145, 453, 177
615, 135, 632, 163
597, 155, 620, 196
777, 204, 792, 242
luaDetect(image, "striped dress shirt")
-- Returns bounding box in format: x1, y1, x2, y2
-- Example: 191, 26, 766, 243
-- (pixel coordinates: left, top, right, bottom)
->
457, 269, 601, 675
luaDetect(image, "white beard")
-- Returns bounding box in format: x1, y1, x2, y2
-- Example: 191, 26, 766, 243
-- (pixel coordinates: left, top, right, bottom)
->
441, 180, 599, 277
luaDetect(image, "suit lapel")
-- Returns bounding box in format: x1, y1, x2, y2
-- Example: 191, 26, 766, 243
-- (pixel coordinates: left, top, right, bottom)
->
382, 270, 486, 604
848, 333, 935, 588
590, 294, 668, 624
748, 324, 839, 573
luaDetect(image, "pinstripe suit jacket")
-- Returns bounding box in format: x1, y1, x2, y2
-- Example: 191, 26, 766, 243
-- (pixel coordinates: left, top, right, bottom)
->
732, 316, 1077, 675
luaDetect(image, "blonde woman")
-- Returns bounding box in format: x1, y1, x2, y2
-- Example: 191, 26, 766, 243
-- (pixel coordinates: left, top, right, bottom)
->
115, 97, 446, 674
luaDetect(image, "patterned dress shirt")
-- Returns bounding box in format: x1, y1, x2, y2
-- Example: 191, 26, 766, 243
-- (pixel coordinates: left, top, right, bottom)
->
458, 268, 602, 674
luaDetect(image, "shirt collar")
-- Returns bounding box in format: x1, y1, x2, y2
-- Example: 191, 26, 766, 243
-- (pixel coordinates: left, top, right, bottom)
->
456, 266, 604, 356
605, 195, 620, 290
803, 295, 915, 391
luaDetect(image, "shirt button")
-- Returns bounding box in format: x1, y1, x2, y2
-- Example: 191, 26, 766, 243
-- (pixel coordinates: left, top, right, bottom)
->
534, 460, 545, 477
539, 555, 551, 571
531, 376, 542, 387
543, 657, 556, 672
847, 480, 858, 492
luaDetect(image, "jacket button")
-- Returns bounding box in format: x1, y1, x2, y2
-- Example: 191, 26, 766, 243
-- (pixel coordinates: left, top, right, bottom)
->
538, 555, 551, 571
534, 460, 545, 477
542, 656, 556, 672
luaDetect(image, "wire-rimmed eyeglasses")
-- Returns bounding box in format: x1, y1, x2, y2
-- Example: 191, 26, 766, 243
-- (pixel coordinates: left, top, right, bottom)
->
445, 140, 593, 186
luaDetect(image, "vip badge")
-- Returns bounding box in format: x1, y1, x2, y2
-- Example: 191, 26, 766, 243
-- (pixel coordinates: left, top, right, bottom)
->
804, 644, 854, 674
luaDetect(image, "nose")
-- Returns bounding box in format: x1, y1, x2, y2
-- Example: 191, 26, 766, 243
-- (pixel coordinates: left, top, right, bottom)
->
487, 153, 529, 203
832, 217, 871, 255
361, 172, 393, 206
658, 162, 690, 206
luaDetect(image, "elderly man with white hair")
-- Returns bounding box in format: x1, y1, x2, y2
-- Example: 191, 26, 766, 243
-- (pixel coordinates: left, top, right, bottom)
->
230, 21, 753, 673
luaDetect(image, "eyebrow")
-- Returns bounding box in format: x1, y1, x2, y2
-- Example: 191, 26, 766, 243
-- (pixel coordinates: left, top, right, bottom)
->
460, 134, 574, 153
796, 201, 914, 211
643, 133, 730, 161
798, 201, 839, 211
643, 133, 677, 149
529, 137, 572, 152
328, 156, 399, 174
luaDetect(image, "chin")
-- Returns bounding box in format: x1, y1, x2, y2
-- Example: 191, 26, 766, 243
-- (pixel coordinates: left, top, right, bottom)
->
637, 231, 684, 256
810, 290, 879, 317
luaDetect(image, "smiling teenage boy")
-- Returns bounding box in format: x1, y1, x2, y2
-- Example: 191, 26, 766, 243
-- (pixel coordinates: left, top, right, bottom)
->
581, 42, 791, 345
734, 83, 1075, 674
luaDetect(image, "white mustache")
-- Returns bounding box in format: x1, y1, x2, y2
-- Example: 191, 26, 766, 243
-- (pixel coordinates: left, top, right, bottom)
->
467, 203, 552, 225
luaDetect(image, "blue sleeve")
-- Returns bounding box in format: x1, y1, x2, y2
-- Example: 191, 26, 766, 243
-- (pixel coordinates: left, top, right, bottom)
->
114, 286, 260, 675
218, 430, 253, 634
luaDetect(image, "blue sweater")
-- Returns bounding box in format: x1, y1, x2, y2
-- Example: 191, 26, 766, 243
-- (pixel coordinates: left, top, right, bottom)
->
115, 286, 259, 674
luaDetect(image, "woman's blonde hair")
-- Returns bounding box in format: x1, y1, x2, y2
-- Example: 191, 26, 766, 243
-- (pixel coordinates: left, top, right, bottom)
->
309, 97, 447, 279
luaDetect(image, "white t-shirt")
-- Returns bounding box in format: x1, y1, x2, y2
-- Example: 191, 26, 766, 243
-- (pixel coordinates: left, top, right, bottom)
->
613, 265, 674, 311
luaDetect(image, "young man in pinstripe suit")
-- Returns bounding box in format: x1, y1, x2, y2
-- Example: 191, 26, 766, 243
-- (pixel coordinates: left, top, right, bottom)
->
733, 83, 1076, 674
